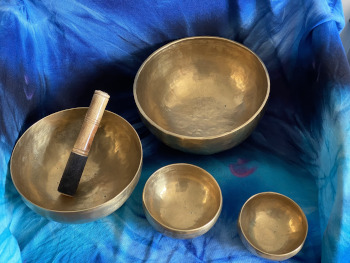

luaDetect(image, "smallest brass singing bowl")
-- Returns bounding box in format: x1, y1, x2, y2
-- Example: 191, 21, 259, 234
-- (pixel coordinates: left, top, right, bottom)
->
238, 192, 308, 261
143, 163, 222, 239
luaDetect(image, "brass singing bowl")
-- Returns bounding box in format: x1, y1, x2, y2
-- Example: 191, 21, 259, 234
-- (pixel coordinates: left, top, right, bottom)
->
10, 108, 143, 223
143, 163, 222, 239
134, 36, 270, 154
238, 192, 308, 261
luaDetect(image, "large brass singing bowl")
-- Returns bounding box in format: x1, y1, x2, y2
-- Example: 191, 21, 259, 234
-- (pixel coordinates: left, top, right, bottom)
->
134, 36, 270, 154
238, 192, 308, 261
10, 108, 143, 224
143, 163, 222, 239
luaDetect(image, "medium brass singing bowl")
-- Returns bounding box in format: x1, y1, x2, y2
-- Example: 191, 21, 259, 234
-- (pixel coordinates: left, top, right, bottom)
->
10, 108, 142, 223
134, 36, 270, 154
238, 192, 308, 261
143, 163, 222, 239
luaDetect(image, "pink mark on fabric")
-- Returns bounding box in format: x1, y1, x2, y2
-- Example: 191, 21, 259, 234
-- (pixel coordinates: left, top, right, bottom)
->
229, 158, 257, 178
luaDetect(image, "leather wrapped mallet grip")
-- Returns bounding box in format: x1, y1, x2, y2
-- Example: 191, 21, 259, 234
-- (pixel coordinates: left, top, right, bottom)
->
72, 90, 110, 156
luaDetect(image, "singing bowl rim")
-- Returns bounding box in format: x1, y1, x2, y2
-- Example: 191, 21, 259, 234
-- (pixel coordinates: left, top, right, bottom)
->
142, 163, 223, 237
133, 36, 270, 141
237, 192, 308, 260
10, 107, 143, 214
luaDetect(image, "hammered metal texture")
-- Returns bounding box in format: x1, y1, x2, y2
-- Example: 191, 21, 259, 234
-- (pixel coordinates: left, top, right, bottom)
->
134, 36, 270, 154
143, 163, 222, 239
10, 108, 142, 223
238, 192, 308, 261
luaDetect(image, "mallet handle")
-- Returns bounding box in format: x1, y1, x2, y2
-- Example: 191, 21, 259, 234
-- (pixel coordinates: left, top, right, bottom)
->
72, 90, 110, 157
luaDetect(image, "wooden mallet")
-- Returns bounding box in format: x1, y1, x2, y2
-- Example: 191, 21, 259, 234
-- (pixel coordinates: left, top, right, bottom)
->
58, 90, 110, 196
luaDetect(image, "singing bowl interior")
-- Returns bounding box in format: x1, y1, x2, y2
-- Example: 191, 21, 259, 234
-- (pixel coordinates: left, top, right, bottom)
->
10, 108, 142, 223
134, 37, 269, 147
238, 192, 308, 260
143, 164, 222, 238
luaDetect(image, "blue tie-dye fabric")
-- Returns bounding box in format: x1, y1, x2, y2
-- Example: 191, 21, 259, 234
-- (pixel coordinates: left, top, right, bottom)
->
1, 0, 349, 262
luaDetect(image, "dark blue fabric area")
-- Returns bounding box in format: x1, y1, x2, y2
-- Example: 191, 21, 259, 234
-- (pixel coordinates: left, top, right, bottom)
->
1, 0, 350, 262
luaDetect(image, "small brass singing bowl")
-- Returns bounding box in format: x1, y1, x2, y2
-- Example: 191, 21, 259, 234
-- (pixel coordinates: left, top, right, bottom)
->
10, 108, 142, 223
238, 192, 308, 261
143, 163, 222, 239
134, 36, 270, 154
